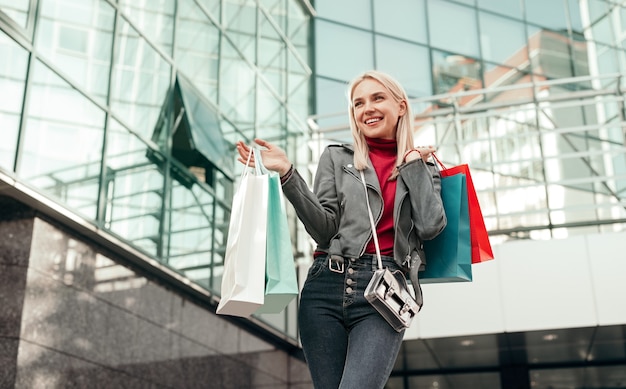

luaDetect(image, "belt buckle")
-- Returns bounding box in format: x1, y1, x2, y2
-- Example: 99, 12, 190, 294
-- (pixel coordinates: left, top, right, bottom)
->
329, 255, 345, 273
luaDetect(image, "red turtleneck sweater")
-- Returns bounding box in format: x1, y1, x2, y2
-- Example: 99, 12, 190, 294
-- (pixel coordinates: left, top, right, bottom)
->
364, 137, 397, 257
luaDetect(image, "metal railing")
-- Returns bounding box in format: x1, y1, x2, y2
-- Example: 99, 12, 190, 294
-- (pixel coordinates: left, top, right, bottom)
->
307, 74, 626, 241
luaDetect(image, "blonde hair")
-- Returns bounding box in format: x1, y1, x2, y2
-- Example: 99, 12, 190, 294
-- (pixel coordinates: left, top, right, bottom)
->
347, 70, 414, 180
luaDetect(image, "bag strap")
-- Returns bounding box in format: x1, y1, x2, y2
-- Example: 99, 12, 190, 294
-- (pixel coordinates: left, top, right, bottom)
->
431, 152, 446, 170
240, 146, 265, 181
359, 170, 383, 271
361, 170, 424, 310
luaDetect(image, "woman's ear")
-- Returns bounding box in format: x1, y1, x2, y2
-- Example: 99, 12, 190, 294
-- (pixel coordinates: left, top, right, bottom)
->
398, 100, 407, 116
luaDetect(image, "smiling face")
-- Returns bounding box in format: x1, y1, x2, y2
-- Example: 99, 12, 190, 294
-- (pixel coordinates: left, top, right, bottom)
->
351, 78, 407, 140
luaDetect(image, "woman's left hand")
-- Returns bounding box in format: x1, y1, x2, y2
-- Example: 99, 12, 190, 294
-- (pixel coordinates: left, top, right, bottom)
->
405, 145, 436, 163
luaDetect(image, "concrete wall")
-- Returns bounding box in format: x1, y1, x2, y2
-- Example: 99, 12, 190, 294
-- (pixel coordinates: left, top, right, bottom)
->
0, 197, 312, 389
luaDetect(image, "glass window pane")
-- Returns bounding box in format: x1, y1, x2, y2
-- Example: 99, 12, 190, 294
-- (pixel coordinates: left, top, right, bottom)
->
259, 11, 286, 99
375, 35, 432, 98
567, 0, 583, 33
314, 0, 372, 30
20, 61, 105, 220
596, 44, 620, 76
175, 0, 220, 104
479, 12, 527, 65
315, 20, 374, 81
586, 0, 609, 25
224, 0, 257, 63
106, 119, 163, 256
314, 77, 350, 140
591, 16, 615, 46
525, 0, 568, 31
219, 38, 256, 138
287, 51, 310, 121
118, 0, 175, 56
373, 0, 427, 44
110, 18, 172, 140
0, 33, 28, 171
428, 1, 479, 57
477, 0, 522, 19
35, 0, 115, 104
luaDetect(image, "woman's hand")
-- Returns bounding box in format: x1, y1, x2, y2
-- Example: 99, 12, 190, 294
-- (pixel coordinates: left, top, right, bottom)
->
404, 145, 436, 163
236, 139, 292, 176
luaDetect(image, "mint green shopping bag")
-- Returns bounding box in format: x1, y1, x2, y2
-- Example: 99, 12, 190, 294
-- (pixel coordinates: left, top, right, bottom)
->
255, 172, 299, 314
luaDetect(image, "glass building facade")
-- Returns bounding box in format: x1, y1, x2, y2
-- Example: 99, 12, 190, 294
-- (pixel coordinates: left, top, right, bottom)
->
2, 0, 626, 388
1, 0, 311, 338
312, 0, 626, 243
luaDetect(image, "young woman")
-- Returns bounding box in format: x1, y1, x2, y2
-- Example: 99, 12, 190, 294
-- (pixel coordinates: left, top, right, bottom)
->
236, 70, 446, 388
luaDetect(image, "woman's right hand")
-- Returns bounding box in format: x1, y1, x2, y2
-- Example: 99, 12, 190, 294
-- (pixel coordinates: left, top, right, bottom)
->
236, 139, 292, 176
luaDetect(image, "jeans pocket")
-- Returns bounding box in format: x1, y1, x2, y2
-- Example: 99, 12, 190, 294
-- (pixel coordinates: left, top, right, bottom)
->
305, 256, 327, 282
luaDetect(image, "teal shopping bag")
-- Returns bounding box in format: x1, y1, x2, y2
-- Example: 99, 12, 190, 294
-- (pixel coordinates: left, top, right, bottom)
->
255, 172, 299, 314
420, 173, 472, 283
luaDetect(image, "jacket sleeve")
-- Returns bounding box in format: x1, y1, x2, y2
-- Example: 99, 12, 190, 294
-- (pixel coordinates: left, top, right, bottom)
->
398, 159, 447, 240
280, 147, 340, 246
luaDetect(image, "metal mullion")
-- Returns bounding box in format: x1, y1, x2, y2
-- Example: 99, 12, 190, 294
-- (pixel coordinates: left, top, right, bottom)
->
96, 0, 120, 227
12, 0, 41, 176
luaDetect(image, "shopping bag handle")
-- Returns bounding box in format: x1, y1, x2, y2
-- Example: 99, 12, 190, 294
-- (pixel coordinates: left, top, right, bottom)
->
431, 152, 447, 170
241, 145, 266, 180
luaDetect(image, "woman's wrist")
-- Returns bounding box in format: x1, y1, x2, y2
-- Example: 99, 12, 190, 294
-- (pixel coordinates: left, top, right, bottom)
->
280, 164, 294, 183
279, 164, 293, 177
403, 149, 422, 163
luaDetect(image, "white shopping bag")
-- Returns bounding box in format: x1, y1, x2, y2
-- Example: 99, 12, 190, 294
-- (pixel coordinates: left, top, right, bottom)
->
216, 148, 268, 317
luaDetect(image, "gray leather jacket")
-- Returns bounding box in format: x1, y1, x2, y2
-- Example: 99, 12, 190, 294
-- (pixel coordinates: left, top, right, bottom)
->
282, 144, 447, 294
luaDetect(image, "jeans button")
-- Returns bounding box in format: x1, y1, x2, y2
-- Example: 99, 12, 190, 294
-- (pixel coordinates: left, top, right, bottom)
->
346, 279, 354, 285
346, 287, 353, 293
348, 268, 354, 274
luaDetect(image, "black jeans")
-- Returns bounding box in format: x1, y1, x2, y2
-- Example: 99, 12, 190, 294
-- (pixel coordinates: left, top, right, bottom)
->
298, 254, 405, 389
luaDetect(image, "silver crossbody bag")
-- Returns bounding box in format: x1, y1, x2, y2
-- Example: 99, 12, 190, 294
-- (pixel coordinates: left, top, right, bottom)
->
360, 170, 421, 332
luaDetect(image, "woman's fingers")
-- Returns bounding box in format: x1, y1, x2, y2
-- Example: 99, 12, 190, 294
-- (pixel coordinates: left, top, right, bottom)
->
236, 141, 256, 166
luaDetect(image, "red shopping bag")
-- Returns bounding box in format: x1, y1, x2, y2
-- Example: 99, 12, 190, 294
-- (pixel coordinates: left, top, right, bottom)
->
432, 154, 494, 263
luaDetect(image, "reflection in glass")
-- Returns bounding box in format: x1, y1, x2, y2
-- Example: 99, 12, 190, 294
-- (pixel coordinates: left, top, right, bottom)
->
0, 0, 30, 29
0, 33, 28, 171
35, 0, 114, 104
105, 119, 164, 257
373, 0, 427, 44
479, 12, 526, 65
224, 0, 257, 63
477, 0, 522, 19
20, 61, 105, 220
428, 1, 479, 57
527, 29, 589, 79
219, 38, 256, 139
432, 50, 482, 96
314, 77, 351, 139
257, 81, 286, 140
175, 0, 220, 104
118, 0, 175, 56
259, 10, 286, 99
314, 0, 371, 30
